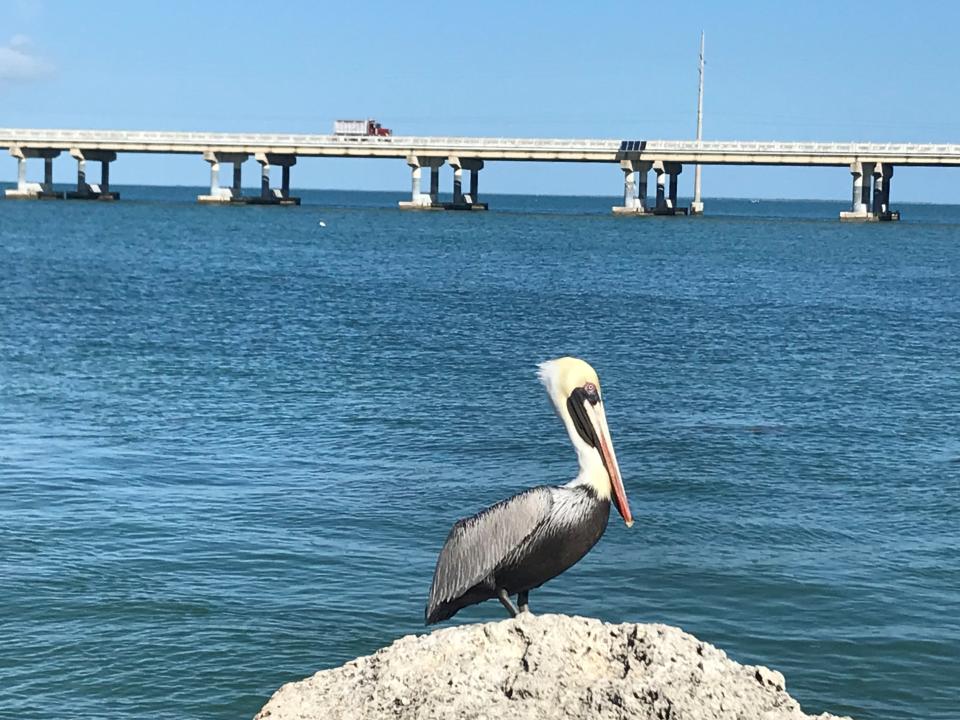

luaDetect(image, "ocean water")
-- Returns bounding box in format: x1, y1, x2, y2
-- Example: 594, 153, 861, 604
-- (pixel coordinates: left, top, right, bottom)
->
1, 187, 958, 720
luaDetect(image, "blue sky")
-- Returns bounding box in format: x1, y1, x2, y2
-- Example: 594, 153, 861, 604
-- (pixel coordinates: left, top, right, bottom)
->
2, 0, 959, 201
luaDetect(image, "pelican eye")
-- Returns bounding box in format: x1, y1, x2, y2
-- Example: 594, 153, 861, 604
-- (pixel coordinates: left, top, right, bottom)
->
582, 382, 600, 405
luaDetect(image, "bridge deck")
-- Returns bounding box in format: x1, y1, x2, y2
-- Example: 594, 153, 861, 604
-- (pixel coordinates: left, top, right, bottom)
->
3, 129, 960, 166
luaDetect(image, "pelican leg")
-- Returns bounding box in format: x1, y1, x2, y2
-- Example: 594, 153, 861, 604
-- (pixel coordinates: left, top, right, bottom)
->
497, 588, 519, 618
518, 590, 531, 614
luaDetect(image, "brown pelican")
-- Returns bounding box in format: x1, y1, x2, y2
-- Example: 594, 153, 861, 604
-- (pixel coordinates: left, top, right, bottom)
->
425, 357, 633, 624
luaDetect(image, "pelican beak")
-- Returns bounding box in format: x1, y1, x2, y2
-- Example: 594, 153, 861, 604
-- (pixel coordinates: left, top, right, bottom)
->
576, 398, 633, 528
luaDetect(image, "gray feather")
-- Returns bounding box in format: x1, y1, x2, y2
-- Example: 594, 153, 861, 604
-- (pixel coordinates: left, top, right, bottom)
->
427, 487, 553, 611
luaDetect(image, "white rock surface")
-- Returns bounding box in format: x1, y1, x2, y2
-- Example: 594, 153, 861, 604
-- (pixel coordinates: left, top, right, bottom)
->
254, 614, 851, 720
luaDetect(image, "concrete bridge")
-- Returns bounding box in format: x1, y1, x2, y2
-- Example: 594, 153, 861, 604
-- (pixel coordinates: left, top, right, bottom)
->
4, 128, 960, 219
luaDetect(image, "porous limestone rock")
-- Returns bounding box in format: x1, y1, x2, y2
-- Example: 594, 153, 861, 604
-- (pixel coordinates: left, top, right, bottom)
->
254, 614, 851, 720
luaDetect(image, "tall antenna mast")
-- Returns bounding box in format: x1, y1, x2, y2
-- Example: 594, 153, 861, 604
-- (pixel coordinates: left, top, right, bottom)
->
692, 31, 705, 215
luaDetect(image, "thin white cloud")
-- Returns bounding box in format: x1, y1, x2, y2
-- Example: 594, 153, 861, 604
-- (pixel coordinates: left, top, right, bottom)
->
0, 35, 53, 82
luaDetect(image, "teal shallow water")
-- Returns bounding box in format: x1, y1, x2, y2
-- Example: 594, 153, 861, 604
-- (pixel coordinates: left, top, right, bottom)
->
1, 188, 958, 719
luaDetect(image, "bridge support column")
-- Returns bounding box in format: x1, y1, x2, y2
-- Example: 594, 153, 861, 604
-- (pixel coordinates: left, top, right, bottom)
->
654, 161, 667, 210
665, 162, 688, 214
469, 166, 480, 203
872, 164, 898, 220
840, 162, 899, 222
840, 162, 869, 221
209, 159, 221, 195
450, 158, 464, 205
853, 166, 865, 213
872, 166, 883, 214
260, 159, 270, 197
458, 159, 486, 209
399, 156, 444, 209
648, 161, 689, 215
623, 166, 636, 208
272, 155, 299, 203
232, 162, 242, 197
638, 164, 650, 211
66, 149, 119, 200
43, 156, 54, 192
612, 160, 653, 215
668, 163, 681, 209
402, 156, 486, 211
199, 151, 248, 203
5, 147, 63, 199
17, 155, 26, 190
430, 163, 440, 204
252, 153, 300, 205
860, 165, 872, 211
410, 164, 424, 204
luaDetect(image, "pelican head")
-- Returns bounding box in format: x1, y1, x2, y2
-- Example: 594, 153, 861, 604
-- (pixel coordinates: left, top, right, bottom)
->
538, 357, 633, 527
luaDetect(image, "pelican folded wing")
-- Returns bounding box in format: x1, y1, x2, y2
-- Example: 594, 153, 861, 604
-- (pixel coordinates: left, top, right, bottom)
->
426, 487, 553, 622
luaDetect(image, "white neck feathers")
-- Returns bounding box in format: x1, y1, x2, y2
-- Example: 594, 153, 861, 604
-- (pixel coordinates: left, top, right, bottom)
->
537, 358, 611, 500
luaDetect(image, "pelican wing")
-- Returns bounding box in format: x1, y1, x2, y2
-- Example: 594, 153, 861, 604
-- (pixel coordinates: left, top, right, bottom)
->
427, 487, 553, 612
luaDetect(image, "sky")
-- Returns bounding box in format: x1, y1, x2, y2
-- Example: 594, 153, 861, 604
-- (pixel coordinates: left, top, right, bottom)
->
2, 0, 960, 202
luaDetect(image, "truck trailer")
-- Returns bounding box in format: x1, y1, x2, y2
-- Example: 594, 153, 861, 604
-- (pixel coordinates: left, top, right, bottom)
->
333, 119, 392, 137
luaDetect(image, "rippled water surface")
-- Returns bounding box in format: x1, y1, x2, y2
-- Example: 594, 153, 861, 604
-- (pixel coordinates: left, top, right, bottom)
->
1, 188, 958, 719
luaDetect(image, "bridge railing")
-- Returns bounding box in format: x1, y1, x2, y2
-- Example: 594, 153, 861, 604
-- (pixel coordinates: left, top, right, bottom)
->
0, 128, 620, 150
2, 129, 960, 158
645, 140, 960, 155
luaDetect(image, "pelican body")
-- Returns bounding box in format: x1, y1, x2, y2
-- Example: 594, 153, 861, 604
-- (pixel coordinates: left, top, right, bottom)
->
425, 357, 633, 624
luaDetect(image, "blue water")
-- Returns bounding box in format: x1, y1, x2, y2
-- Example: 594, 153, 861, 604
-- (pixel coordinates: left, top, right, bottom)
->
1, 187, 958, 720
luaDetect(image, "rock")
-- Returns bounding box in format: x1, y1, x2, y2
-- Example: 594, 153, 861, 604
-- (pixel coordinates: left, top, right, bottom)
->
253, 614, 852, 720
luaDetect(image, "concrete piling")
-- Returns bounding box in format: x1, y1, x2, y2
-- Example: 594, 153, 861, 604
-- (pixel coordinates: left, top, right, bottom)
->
668, 166, 679, 210
458, 159, 486, 209
469, 167, 480, 204
429, 164, 440, 204
5, 147, 63, 199
637, 166, 649, 212
252, 153, 300, 205
199, 151, 302, 204
66, 149, 119, 200
655, 161, 667, 210
612, 160, 653, 215
399, 156, 485, 210
399, 156, 443, 209
451, 159, 464, 205
232, 161, 242, 198
622, 166, 637, 210
840, 161, 899, 221
260, 160, 270, 198
615, 160, 687, 216
409, 164, 423, 205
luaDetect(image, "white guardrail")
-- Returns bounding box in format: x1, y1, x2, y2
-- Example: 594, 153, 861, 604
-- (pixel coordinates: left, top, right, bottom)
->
0, 129, 620, 150
2, 129, 960, 162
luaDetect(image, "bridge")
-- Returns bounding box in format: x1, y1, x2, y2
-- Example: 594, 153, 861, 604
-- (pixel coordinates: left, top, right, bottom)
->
5, 128, 960, 219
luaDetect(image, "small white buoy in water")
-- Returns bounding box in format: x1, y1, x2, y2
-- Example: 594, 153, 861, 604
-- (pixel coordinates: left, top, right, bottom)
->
318, 221, 327, 227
